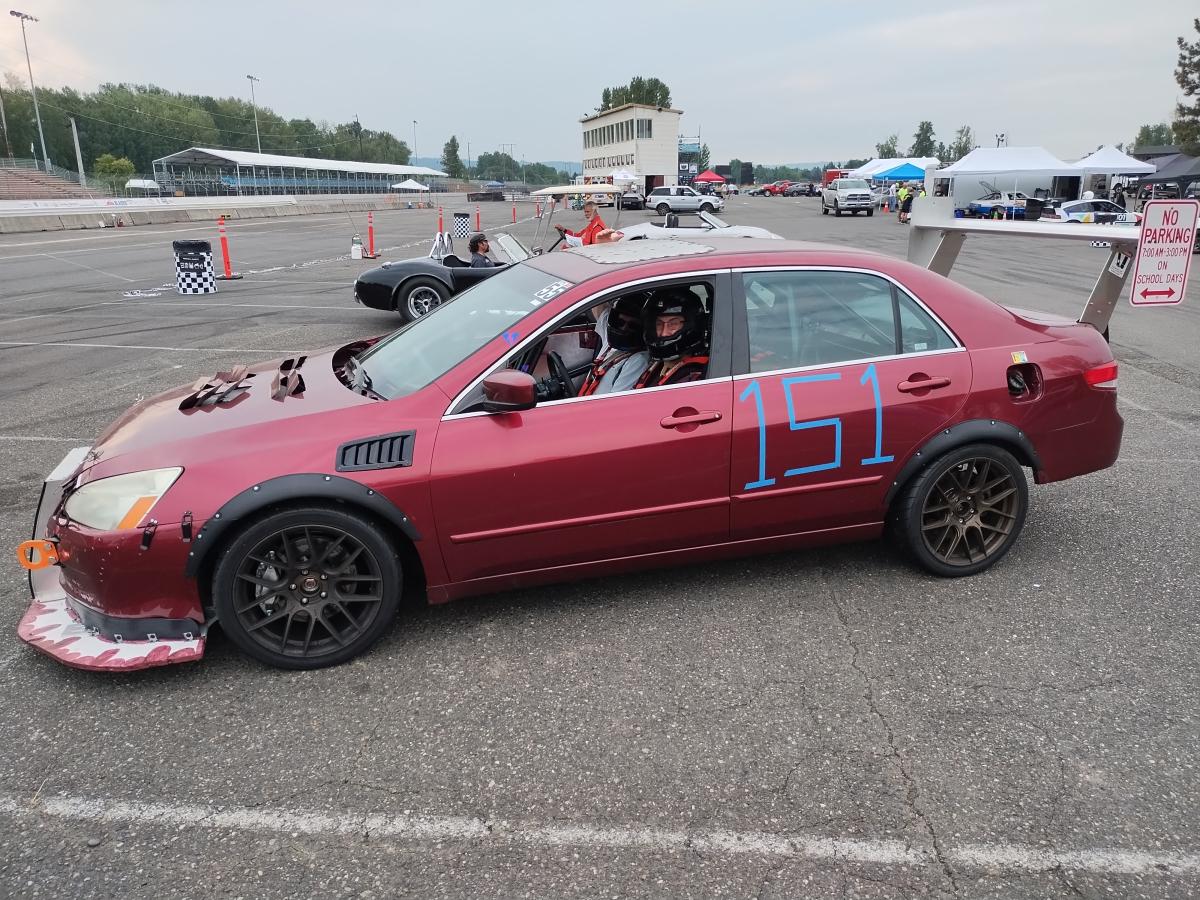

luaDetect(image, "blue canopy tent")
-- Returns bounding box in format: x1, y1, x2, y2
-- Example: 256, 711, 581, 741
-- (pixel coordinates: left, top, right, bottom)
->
872, 162, 926, 182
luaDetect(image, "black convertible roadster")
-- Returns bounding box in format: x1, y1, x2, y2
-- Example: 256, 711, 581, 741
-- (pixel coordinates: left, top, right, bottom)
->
353, 234, 542, 321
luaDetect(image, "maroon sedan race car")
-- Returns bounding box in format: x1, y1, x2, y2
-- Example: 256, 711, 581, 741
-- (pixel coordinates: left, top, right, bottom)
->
16, 238, 1122, 672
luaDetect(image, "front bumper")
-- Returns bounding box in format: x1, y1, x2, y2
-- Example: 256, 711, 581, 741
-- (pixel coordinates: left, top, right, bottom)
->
16, 447, 207, 672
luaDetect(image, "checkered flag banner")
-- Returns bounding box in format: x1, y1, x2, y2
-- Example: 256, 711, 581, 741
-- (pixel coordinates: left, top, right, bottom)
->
172, 240, 217, 295
453, 213, 471, 239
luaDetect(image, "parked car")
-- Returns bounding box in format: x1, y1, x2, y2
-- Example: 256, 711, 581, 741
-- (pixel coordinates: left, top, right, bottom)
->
645, 185, 725, 215
967, 190, 1037, 219
1045, 199, 1142, 226
619, 192, 645, 210
821, 178, 875, 216
614, 210, 781, 239
762, 181, 792, 196
746, 186, 767, 197
783, 183, 812, 197
18, 238, 1122, 672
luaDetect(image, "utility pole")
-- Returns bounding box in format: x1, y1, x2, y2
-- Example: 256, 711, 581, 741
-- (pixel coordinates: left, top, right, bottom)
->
354, 114, 364, 159
246, 74, 262, 153
466, 140, 471, 178
69, 117, 86, 188
10, 10, 49, 170
412, 120, 417, 165
0, 79, 12, 159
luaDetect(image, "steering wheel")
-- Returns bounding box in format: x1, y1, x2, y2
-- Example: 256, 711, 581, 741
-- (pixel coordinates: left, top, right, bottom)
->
546, 229, 566, 252
546, 351, 574, 399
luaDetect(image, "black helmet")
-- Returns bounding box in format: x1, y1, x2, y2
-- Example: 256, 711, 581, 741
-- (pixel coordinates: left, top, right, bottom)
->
606, 295, 646, 352
643, 289, 707, 360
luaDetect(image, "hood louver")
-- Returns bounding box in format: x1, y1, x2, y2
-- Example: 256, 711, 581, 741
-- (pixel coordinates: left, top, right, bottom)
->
335, 431, 415, 472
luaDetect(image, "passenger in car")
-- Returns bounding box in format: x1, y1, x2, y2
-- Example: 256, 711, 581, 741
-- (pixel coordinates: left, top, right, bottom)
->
577, 296, 650, 396
634, 290, 710, 388
555, 201, 607, 245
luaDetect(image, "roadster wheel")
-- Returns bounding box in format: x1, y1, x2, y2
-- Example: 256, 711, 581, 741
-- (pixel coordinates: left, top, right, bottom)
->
892, 444, 1028, 577
213, 506, 402, 669
399, 277, 449, 322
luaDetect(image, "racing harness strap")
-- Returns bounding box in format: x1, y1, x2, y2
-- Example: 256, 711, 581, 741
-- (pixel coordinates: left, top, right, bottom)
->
634, 356, 710, 390
578, 350, 637, 397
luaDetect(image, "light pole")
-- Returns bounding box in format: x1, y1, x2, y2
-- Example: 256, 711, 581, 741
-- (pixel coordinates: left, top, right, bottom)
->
412, 120, 417, 165
465, 139, 471, 178
10, 10, 49, 171
0, 79, 12, 159
246, 75, 262, 153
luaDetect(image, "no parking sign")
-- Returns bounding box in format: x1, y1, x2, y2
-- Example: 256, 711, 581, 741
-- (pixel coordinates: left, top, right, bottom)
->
1129, 200, 1198, 306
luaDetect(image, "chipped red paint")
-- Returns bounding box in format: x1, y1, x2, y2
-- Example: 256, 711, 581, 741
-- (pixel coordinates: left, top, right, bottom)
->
17, 598, 204, 672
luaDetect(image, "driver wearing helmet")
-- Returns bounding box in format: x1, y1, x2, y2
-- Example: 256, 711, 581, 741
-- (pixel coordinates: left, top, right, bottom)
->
634, 290, 710, 389
577, 296, 650, 396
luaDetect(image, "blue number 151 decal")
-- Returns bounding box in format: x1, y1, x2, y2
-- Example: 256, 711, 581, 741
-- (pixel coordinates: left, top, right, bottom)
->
738, 363, 893, 491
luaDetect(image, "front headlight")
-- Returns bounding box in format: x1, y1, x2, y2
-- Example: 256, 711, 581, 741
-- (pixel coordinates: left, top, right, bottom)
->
63, 468, 183, 531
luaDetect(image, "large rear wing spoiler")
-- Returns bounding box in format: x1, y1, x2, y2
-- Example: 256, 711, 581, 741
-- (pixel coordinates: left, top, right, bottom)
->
907, 166, 1139, 335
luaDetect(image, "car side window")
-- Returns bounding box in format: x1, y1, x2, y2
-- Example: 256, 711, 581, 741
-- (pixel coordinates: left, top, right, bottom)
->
897, 292, 956, 353
741, 271, 900, 372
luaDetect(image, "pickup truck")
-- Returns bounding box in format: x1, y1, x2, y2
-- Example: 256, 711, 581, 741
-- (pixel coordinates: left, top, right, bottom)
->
821, 178, 875, 217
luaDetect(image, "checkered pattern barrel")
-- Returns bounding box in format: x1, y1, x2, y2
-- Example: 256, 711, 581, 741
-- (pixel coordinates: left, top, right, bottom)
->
453, 213, 471, 239
172, 240, 217, 295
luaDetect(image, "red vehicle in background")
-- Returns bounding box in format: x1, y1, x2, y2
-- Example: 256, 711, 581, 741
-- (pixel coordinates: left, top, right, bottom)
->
17, 239, 1123, 673
823, 168, 851, 185
762, 180, 792, 196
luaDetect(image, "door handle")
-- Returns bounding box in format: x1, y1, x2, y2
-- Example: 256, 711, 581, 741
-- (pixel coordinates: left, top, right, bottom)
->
660, 410, 723, 429
897, 376, 952, 393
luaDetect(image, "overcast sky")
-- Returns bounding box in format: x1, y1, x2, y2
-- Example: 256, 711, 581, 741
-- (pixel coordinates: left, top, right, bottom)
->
0, 0, 1193, 165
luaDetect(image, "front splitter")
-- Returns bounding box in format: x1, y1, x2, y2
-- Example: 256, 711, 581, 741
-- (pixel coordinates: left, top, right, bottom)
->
17, 597, 205, 672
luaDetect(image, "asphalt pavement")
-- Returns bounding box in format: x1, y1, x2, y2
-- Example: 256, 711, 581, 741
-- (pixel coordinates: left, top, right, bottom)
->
0, 197, 1197, 899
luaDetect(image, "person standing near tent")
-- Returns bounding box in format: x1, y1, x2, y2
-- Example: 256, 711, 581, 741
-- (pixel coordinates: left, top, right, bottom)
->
888, 182, 897, 212
1114, 187, 1127, 210
896, 184, 910, 223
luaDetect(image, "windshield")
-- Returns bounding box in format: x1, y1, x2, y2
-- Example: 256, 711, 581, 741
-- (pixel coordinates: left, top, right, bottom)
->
839, 179, 869, 190
354, 265, 573, 400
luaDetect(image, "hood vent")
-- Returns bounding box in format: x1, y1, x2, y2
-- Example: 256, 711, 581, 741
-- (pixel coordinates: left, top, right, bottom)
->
179, 367, 255, 411
271, 356, 307, 401
336, 431, 415, 472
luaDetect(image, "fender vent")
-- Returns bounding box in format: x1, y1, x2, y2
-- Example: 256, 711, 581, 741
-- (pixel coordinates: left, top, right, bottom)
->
335, 431, 415, 472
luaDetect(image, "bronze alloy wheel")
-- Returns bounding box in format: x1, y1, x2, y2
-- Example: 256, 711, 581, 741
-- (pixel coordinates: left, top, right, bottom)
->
920, 456, 1020, 568
893, 443, 1028, 577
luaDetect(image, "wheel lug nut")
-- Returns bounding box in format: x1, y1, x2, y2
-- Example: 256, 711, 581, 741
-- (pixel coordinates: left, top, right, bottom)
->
320, 591, 327, 598
320, 574, 327, 580
289, 583, 296, 590
302, 570, 309, 575
300, 597, 308, 605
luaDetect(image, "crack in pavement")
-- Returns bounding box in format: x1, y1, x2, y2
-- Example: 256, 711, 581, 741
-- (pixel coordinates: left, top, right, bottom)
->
827, 581, 962, 897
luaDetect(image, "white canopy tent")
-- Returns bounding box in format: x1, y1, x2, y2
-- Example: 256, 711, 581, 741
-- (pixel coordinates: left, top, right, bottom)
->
940, 147, 1076, 176
391, 179, 429, 191
124, 179, 160, 191
609, 170, 638, 184
1072, 146, 1155, 176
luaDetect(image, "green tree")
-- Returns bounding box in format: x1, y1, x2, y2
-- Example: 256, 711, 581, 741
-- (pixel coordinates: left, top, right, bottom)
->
843, 159, 868, 170
475, 150, 519, 182
909, 121, 937, 157
599, 76, 671, 111
875, 134, 899, 158
1132, 122, 1177, 149
1175, 18, 1200, 154
441, 135, 465, 178
947, 125, 975, 161
93, 153, 135, 177
697, 143, 710, 171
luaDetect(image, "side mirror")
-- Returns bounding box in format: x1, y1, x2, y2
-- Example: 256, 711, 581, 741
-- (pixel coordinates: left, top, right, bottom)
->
481, 370, 537, 413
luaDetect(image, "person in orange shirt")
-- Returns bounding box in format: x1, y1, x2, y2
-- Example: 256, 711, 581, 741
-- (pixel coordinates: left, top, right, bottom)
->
555, 200, 607, 245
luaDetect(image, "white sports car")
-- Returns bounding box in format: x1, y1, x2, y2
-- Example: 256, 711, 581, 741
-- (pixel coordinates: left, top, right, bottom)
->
615, 211, 782, 240
1047, 199, 1141, 226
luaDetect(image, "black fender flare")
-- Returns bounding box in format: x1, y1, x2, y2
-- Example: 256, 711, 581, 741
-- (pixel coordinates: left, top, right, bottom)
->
883, 419, 1041, 508
183, 473, 421, 579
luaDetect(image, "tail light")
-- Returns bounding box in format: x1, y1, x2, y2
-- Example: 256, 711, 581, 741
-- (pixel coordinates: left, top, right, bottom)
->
1084, 362, 1118, 389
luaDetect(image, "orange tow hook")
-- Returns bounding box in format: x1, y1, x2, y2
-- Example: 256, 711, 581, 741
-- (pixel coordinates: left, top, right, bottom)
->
16, 539, 59, 571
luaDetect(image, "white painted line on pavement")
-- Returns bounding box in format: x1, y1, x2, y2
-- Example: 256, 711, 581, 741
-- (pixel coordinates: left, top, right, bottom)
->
41, 252, 136, 283
0, 794, 1197, 877
0, 340, 306, 354
0, 435, 91, 442
103, 300, 375, 312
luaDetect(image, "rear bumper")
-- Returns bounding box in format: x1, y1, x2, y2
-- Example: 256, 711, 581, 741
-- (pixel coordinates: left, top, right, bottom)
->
1033, 402, 1124, 484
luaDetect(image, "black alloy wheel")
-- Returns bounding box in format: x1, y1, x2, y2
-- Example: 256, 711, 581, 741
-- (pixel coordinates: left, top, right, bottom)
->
213, 506, 402, 669
892, 443, 1028, 577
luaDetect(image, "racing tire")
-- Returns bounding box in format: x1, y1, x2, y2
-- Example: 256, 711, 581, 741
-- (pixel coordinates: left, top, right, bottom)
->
890, 443, 1028, 578
213, 505, 403, 670
656, 203, 671, 216
398, 276, 450, 323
